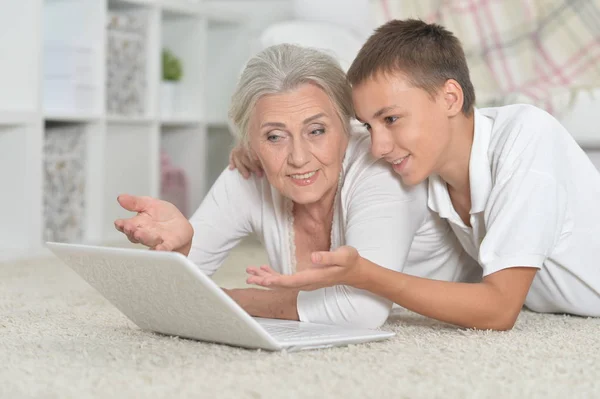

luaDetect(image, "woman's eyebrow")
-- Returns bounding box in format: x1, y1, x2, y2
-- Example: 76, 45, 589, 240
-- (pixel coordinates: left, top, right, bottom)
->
260, 122, 286, 129
260, 113, 326, 129
303, 113, 326, 124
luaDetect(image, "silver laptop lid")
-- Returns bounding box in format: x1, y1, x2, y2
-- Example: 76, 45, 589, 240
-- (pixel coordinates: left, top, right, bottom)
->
46, 242, 280, 351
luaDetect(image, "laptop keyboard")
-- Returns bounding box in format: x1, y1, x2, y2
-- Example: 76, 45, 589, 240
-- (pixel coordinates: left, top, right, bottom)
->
258, 322, 351, 342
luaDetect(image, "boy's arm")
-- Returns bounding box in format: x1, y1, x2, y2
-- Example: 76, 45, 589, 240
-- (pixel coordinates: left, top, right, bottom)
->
353, 256, 537, 330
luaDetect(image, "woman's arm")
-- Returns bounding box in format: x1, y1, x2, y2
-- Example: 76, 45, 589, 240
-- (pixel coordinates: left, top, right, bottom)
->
224, 288, 299, 320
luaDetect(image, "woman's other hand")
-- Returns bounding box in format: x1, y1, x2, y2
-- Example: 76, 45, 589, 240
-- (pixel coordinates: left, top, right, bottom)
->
114, 194, 194, 255
228, 145, 263, 179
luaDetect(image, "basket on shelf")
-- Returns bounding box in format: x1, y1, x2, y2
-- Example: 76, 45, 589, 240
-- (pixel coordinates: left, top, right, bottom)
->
43, 125, 86, 243
106, 9, 148, 116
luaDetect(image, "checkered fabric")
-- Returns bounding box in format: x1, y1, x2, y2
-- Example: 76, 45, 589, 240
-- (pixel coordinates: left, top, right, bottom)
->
370, 0, 600, 116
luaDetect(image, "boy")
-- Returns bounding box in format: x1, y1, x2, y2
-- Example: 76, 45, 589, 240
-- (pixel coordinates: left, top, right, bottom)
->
246, 19, 600, 330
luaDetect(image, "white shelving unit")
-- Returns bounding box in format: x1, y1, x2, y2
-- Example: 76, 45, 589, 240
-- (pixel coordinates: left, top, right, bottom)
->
0, 0, 293, 260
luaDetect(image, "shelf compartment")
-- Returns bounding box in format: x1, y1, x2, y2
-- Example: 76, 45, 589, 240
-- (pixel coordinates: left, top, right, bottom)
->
0, 125, 42, 250
43, 0, 104, 117
0, 2, 42, 116
160, 12, 205, 120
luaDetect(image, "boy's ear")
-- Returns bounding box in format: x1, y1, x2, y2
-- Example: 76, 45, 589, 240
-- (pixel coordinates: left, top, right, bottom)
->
442, 79, 464, 117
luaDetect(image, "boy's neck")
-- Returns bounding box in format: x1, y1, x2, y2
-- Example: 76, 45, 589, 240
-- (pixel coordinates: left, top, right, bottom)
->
437, 112, 476, 214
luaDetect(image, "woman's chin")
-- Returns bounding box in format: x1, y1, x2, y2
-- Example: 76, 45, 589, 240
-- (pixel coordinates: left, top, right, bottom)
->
287, 191, 325, 205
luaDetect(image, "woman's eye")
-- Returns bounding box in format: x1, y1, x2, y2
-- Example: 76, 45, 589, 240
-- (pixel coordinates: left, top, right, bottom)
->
384, 116, 398, 125
267, 134, 281, 142
310, 128, 325, 136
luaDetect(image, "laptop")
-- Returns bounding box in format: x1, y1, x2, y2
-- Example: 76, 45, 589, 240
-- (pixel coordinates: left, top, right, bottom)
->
46, 242, 395, 351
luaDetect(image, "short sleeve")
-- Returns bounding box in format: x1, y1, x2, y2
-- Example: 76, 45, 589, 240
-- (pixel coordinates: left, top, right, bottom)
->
479, 169, 567, 276
187, 168, 261, 276
297, 160, 428, 328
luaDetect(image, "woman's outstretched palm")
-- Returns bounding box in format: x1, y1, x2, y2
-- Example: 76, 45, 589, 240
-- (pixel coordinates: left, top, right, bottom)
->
114, 194, 194, 254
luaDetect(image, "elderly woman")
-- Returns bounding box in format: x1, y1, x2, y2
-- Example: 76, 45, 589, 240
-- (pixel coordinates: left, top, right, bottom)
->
114, 44, 477, 328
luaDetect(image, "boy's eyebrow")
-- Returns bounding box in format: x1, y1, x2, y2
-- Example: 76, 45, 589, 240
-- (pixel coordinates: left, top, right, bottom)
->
372, 106, 399, 119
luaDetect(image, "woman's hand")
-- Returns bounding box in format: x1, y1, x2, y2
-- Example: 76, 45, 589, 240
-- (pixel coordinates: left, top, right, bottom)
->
114, 194, 194, 255
228, 145, 263, 179
246, 246, 363, 290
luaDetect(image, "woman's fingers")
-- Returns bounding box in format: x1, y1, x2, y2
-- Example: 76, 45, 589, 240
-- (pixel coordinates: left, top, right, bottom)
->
133, 228, 163, 248
115, 216, 168, 250
125, 232, 140, 244
117, 194, 151, 213
114, 219, 125, 232
153, 241, 171, 251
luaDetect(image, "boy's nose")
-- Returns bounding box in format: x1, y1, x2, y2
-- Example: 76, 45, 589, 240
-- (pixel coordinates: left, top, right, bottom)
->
370, 129, 394, 159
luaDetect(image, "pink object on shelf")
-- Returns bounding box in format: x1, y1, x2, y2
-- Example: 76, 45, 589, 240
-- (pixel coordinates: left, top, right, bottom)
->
160, 150, 189, 218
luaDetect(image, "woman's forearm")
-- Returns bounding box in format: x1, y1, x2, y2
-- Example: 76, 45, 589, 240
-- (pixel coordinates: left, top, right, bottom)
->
354, 258, 518, 330
224, 288, 300, 320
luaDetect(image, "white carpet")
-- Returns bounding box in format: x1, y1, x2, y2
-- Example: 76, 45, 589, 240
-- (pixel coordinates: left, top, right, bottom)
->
2, 238, 599, 399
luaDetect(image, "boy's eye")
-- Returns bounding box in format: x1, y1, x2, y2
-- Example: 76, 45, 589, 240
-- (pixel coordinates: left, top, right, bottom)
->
384, 116, 398, 125
363, 123, 372, 131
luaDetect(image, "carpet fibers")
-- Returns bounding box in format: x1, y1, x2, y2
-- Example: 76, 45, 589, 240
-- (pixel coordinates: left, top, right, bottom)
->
2, 239, 599, 399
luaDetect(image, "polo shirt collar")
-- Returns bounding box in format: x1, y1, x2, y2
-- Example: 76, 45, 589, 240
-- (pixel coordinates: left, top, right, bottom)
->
428, 108, 493, 217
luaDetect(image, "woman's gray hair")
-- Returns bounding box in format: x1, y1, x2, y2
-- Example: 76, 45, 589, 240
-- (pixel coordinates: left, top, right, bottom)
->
228, 44, 354, 146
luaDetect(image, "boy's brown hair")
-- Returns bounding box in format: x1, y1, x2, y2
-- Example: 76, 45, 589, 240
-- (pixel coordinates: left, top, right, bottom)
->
347, 19, 476, 115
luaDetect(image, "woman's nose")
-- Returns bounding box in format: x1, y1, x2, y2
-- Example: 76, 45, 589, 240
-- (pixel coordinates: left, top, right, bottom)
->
370, 129, 394, 159
288, 140, 310, 167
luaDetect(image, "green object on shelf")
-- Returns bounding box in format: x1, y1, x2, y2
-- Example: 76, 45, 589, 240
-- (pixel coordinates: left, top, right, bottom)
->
162, 49, 183, 82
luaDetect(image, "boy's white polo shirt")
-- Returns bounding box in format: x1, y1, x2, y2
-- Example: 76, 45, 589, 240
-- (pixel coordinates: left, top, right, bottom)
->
428, 104, 600, 317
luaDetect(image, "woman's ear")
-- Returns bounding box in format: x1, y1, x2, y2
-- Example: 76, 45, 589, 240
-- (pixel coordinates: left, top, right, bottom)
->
443, 79, 464, 117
